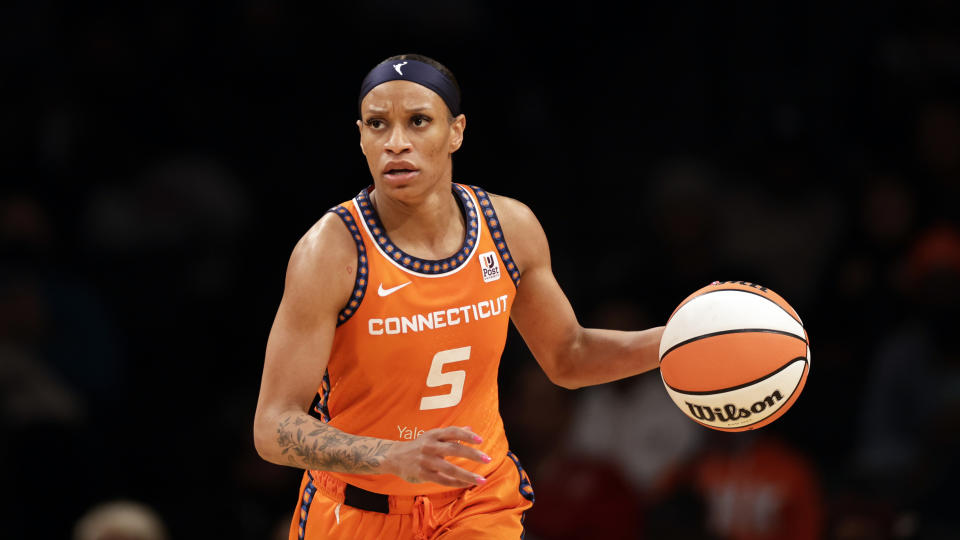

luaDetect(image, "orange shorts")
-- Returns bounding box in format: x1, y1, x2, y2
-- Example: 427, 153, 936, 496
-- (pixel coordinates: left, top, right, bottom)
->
288, 451, 535, 540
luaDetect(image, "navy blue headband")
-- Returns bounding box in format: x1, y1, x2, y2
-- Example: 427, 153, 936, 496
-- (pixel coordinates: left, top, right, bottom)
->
358, 59, 461, 117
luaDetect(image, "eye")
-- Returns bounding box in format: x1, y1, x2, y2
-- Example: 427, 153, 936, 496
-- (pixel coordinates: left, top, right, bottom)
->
365, 118, 385, 129
411, 114, 431, 128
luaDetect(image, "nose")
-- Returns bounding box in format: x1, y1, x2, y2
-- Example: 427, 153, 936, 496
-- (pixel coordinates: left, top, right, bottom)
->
384, 124, 412, 154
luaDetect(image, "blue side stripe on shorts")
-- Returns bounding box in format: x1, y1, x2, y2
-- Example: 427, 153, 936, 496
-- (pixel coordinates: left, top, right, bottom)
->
298, 472, 318, 540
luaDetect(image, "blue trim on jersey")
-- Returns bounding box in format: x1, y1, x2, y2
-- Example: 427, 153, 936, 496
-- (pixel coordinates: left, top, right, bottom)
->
310, 370, 332, 423
469, 186, 521, 287
354, 184, 479, 274
298, 473, 318, 540
328, 205, 369, 326
507, 450, 535, 503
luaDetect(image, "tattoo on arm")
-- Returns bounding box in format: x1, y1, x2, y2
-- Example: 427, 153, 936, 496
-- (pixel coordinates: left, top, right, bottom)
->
276, 415, 393, 473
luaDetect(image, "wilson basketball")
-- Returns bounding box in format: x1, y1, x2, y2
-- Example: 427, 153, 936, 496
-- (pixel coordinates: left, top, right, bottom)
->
659, 281, 810, 432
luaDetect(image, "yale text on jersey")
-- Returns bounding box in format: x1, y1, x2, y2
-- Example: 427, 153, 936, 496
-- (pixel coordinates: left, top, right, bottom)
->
397, 425, 426, 440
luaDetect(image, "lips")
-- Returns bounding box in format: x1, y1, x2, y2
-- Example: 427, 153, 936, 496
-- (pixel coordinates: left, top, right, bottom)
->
383, 160, 419, 182
383, 160, 417, 175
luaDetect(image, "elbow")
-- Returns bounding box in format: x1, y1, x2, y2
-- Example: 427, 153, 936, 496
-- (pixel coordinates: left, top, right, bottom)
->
538, 331, 585, 390
253, 429, 270, 462
542, 357, 582, 390
252, 411, 277, 463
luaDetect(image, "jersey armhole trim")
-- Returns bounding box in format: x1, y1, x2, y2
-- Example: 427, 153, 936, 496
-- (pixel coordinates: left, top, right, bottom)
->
468, 185, 520, 288
506, 450, 536, 502
327, 205, 369, 326
308, 370, 332, 423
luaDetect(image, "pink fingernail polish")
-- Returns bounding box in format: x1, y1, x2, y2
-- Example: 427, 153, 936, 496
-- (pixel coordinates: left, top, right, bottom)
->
473, 435, 483, 443
475, 475, 486, 485
481, 454, 491, 463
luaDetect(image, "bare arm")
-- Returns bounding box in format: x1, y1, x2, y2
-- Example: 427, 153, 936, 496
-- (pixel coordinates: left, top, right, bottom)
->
253, 214, 487, 486
494, 195, 664, 389
253, 213, 389, 473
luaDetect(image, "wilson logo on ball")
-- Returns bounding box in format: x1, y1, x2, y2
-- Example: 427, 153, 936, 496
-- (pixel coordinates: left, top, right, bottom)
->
684, 389, 784, 423
659, 281, 810, 432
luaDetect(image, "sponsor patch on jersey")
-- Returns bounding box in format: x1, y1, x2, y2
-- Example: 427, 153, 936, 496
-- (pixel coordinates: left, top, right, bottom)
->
479, 251, 501, 283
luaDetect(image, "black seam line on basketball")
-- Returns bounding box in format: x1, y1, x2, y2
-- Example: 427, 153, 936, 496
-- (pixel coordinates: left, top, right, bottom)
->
670, 288, 803, 327
685, 362, 806, 430
660, 328, 807, 362
664, 356, 808, 396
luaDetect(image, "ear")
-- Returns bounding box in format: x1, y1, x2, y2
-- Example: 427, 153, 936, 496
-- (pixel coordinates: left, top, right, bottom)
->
449, 114, 466, 153
357, 119, 366, 155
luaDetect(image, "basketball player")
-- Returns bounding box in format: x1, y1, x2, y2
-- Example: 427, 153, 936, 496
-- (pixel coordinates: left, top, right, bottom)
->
253, 54, 665, 540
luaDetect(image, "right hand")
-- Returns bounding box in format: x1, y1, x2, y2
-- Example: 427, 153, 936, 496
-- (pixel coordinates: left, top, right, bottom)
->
383, 426, 491, 488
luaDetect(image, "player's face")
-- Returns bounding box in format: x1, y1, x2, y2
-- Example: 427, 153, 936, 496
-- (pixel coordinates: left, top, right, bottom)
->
358, 81, 465, 197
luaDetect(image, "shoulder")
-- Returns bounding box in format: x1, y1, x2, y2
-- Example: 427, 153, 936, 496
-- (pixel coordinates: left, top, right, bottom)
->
487, 192, 549, 275
488, 193, 538, 229
289, 210, 356, 274
282, 210, 357, 315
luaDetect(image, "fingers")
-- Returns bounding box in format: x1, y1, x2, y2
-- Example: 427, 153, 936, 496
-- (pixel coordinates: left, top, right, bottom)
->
423, 459, 486, 487
424, 427, 489, 464
409, 459, 481, 488
433, 425, 483, 445
410, 426, 490, 486
437, 441, 491, 464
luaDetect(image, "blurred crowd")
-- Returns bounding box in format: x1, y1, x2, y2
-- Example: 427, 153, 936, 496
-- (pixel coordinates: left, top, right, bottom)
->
2, 1, 959, 539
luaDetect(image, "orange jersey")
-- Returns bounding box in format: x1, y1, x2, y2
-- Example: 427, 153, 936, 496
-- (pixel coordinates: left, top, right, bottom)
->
309, 183, 520, 496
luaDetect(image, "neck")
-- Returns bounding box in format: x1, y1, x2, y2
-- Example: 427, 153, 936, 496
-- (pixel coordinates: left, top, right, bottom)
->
370, 182, 465, 260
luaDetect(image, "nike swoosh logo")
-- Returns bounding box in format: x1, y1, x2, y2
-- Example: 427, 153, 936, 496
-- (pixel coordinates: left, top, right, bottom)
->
378, 281, 412, 297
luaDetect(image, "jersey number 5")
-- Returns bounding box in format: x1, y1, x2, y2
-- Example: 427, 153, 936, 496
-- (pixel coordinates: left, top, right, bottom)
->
419, 346, 471, 411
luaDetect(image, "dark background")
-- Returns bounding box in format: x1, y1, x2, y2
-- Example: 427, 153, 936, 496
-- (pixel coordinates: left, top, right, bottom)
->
2, 1, 959, 538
